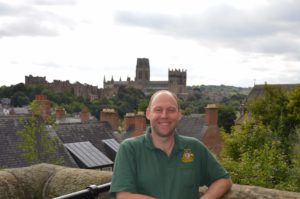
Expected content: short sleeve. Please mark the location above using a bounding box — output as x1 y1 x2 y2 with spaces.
109 140 137 196
199 143 229 186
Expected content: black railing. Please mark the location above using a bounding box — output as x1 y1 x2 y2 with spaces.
53 182 111 199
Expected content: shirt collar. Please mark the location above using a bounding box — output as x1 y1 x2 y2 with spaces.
145 127 185 151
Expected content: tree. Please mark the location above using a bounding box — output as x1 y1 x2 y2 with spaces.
138 99 149 112
221 120 291 190
17 101 64 165
247 84 298 162
218 104 236 133
221 85 300 192
10 91 30 107
287 86 300 124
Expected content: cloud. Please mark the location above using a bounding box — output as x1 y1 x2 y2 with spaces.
115 0 300 60
31 0 77 6
0 2 76 38
0 2 26 16
37 61 63 69
0 20 58 37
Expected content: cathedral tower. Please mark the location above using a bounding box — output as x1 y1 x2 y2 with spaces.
135 58 150 88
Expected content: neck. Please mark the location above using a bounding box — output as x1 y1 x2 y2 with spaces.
151 133 175 156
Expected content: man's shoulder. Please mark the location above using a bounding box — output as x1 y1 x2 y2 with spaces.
121 134 146 146
177 134 201 143
177 134 207 149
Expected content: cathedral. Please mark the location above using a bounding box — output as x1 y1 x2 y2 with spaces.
25 58 188 100
103 58 188 98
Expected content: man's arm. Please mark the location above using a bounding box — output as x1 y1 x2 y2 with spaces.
116 192 157 199
201 178 232 199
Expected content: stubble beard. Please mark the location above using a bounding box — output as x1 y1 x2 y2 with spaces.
151 124 176 138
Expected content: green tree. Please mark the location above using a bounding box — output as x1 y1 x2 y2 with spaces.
218 104 236 133
10 91 30 107
138 98 149 112
248 84 298 162
17 101 64 165
222 85 300 192
287 86 300 124
221 120 291 190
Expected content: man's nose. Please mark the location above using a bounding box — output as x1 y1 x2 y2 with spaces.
161 110 168 117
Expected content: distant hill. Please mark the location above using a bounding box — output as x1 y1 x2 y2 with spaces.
187 85 252 103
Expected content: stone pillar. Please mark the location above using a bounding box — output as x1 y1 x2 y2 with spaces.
205 104 218 126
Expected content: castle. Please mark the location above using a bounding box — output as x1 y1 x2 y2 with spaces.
103 58 188 98
25 58 188 100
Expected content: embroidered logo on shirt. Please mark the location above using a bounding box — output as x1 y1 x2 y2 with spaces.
181 148 194 163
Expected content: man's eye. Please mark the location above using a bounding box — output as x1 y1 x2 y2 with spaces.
154 109 162 113
167 108 176 113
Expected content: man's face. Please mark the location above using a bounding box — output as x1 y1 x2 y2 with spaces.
146 92 182 138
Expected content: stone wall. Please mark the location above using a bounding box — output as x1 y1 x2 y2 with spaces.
0 164 300 199
0 164 112 199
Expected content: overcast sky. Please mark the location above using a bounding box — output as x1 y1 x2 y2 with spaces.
0 0 300 88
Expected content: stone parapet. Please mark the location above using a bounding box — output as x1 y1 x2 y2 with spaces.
0 164 299 199
0 164 112 199
200 184 300 199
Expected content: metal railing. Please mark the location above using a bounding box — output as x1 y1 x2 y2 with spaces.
53 182 111 199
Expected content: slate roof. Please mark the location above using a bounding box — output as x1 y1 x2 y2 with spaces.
55 121 120 162
64 141 113 169
102 139 120 153
0 115 29 168
102 138 120 161
0 115 76 168
176 114 207 141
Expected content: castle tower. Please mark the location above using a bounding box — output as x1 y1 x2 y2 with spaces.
135 58 150 88
168 69 187 94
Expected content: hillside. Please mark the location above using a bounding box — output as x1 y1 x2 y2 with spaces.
187 85 252 103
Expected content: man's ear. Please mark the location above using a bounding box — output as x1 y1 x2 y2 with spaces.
146 107 151 120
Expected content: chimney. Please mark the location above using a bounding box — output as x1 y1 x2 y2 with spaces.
124 113 135 132
133 112 146 137
124 112 146 137
55 106 66 121
80 106 90 122
34 95 51 121
205 104 218 126
100 108 119 131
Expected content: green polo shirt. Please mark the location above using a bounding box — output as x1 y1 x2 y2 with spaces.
110 128 229 199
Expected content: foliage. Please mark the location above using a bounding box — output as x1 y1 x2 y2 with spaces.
1 83 248 122
103 86 147 118
221 120 297 191
218 104 236 133
10 91 30 107
287 86 300 124
222 85 300 192
17 101 64 165
247 85 299 162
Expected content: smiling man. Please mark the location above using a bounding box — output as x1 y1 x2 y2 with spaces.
110 90 232 199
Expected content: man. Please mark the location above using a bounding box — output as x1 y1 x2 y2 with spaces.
110 90 232 199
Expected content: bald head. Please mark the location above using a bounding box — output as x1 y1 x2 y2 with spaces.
148 90 180 110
